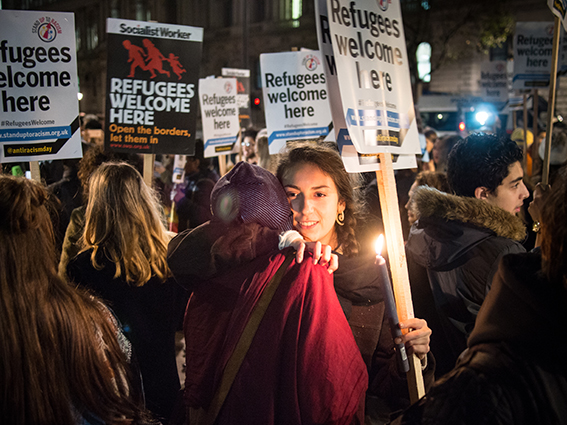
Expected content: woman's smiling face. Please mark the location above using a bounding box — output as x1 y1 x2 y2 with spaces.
281 163 345 248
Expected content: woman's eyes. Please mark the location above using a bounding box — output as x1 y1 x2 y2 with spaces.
286 191 328 199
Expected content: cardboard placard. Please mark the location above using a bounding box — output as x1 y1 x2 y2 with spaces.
325 0 420 155
260 51 333 154
199 78 240 158
104 18 202 155
0 10 82 162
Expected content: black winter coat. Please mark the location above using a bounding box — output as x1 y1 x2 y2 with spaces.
67 250 186 423
394 250 567 425
406 187 526 367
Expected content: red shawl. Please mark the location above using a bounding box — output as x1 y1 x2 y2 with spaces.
175 223 367 424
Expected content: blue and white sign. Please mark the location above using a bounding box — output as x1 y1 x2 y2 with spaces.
198 77 239 158
0 10 82 162
325 0 420 155
260 51 332 154
337 134 417 172
512 22 562 90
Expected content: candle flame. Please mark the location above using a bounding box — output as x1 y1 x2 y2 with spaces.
375 234 384 256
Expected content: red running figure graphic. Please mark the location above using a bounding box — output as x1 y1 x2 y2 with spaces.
143 39 170 78
122 40 147 78
166 53 186 80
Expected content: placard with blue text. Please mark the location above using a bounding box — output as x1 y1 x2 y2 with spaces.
199 78 240 158
260 51 332 154
0 10 81 162
326 0 420 155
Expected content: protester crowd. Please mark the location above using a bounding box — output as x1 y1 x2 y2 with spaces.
2 123 567 425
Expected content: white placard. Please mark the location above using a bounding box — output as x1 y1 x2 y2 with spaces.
0 10 82 162
221 67 251 124
326 0 420 155
338 136 417 172
260 51 333 154
479 61 509 102
513 22 557 90
316 0 417 171
198 78 240 158
172 154 186 183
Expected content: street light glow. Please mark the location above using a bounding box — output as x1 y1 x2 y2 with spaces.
475 111 489 126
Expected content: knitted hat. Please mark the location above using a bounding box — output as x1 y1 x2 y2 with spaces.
211 162 292 232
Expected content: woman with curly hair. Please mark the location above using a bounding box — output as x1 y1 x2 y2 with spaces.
276 143 433 423
66 162 185 423
0 175 153 425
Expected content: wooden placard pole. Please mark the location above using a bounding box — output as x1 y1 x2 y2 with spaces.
543 15 561 186
218 154 227 176
29 161 41 181
522 93 529 175
533 90 539 144
143 154 155 187
375 152 425 403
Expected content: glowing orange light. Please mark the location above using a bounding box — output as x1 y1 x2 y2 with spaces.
459 121 466 131
374 234 385 257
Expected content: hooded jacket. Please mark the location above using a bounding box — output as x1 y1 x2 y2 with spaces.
406 187 526 361
394 250 567 425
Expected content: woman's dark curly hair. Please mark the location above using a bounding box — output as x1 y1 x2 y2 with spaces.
276 143 364 256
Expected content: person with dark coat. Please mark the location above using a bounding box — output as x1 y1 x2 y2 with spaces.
276 144 434 423
67 162 185 423
168 162 368 424
175 140 219 233
58 145 144 280
394 167 567 425
406 133 529 370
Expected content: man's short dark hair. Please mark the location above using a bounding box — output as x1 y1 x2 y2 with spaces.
447 133 523 197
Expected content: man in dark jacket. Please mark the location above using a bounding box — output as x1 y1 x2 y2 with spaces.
394 166 567 425
406 133 529 371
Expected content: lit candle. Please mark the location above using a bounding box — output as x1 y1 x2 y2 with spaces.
375 234 409 373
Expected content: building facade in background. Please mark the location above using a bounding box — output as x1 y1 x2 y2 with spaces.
5 0 563 128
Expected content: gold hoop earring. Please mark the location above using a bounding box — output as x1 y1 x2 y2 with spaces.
336 211 345 226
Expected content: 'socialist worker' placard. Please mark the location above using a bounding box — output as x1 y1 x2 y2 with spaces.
260 51 332 155
326 0 420 155
105 18 202 155
0 10 82 162
199 78 240 158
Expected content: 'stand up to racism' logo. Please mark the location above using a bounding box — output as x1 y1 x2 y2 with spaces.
122 39 187 80
224 81 233 94
546 24 555 36
302 54 320 71
377 0 390 12
32 17 63 43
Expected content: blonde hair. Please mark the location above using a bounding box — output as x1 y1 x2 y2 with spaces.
83 162 170 285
